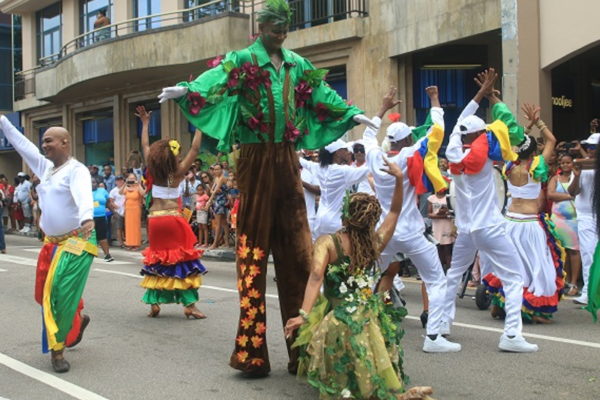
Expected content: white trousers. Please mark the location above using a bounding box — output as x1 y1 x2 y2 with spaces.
578 215 598 298
307 217 317 242
444 225 525 337
381 234 446 336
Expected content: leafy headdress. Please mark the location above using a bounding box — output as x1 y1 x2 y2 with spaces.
257 0 293 26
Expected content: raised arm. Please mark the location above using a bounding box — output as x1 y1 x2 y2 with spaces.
0 116 50 178
302 180 321 196
522 103 556 161
176 129 203 177
135 106 152 161
376 157 404 250
284 235 335 337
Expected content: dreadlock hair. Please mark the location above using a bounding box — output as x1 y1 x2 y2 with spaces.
147 139 178 183
516 134 537 160
593 156 600 236
344 193 383 273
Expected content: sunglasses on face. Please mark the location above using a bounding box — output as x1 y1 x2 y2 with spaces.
353 147 365 153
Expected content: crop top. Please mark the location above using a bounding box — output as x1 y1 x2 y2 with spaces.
152 184 180 200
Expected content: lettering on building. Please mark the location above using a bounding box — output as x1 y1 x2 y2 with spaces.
552 96 573 108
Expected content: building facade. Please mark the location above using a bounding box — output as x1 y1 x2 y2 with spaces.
0 0 599 174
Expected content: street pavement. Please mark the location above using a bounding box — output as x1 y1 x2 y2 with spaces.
0 234 599 400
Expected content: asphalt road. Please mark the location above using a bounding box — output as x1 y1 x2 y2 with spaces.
0 234 599 400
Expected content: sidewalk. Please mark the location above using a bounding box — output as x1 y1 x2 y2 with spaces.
6 228 238 261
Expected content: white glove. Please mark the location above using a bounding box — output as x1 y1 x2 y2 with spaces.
158 86 189 104
353 114 378 130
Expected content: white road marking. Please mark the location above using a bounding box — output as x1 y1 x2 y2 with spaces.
0 353 110 400
18 250 132 265
92 268 600 350
0 255 37 266
0 268 7 272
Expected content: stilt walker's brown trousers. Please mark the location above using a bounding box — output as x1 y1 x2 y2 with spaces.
229 141 312 375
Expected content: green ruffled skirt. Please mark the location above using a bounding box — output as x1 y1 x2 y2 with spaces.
293 295 407 400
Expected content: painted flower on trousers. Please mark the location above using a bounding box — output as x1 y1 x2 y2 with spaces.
294 80 313 108
248 112 268 133
284 121 300 142
315 103 331 122
236 334 249 347
251 335 264 349
228 68 241 88
207 55 224 68
188 92 206 116
237 350 249 363
238 244 250 259
252 247 265 261
239 234 247 247
255 322 266 335
248 264 261 277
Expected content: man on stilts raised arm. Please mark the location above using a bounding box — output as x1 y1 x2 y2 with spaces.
158 0 375 375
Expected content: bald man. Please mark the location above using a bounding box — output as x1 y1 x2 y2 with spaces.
0 116 97 373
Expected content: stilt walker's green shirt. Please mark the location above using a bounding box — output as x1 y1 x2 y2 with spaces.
175 38 364 152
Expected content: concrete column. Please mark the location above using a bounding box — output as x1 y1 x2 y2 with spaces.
114 0 134 36
21 13 36 70
501 0 519 115
161 0 183 27
62 0 78 55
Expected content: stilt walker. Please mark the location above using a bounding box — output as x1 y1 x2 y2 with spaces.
158 0 375 375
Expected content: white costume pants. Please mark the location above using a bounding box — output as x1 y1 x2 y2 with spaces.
381 234 446 336
578 215 598 298
444 225 525 337
307 217 317 242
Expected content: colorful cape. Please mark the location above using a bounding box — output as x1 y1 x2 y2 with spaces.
503 155 549 183
406 122 447 195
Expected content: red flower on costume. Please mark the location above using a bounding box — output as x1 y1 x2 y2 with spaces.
207 55 224 68
315 103 330 122
246 307 258 319
244 275 254 288
237 279 243 291
248 112 268 133
239 234 247 246
260 70 272 88
187 92 206 116
284 121 300 142
242 62 260 78
294 80 313 108
228 68 241 88
248 288 260 299
251 358 265 366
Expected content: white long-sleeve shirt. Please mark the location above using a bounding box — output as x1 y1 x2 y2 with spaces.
446 100 504 233
363 107 444 241
0 116 94 236
575 170 595 222
299 157 369 237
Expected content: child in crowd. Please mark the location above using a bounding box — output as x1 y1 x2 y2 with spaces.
229 178 239 230
195 186 210 247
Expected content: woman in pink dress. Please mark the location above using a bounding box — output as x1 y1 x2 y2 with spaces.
428 188 455 270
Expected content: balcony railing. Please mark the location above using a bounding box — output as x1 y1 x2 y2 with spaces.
249 0 369 35
14 72 35 101
22 0 369 78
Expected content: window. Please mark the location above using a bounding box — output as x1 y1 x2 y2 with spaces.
134 0 161 31
36 2 62 65
83 116 114 167
79 0 114 46
184 0 240 22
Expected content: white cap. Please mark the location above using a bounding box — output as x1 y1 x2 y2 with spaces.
346 141 354 153
582 133 600 145
458 115 487 135
325 139 348 153
386 122 412 143
17 172 26 177
353 139 365 147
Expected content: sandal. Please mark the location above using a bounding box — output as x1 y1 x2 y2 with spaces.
565 283 579 297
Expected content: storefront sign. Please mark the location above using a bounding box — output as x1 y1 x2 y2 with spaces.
552 95 574 108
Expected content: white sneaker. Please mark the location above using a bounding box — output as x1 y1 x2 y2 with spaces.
573 295 588 305
423 335 461 353
19 227 27 233
22 226 31 234
499 334 538 353
440 321 451 336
